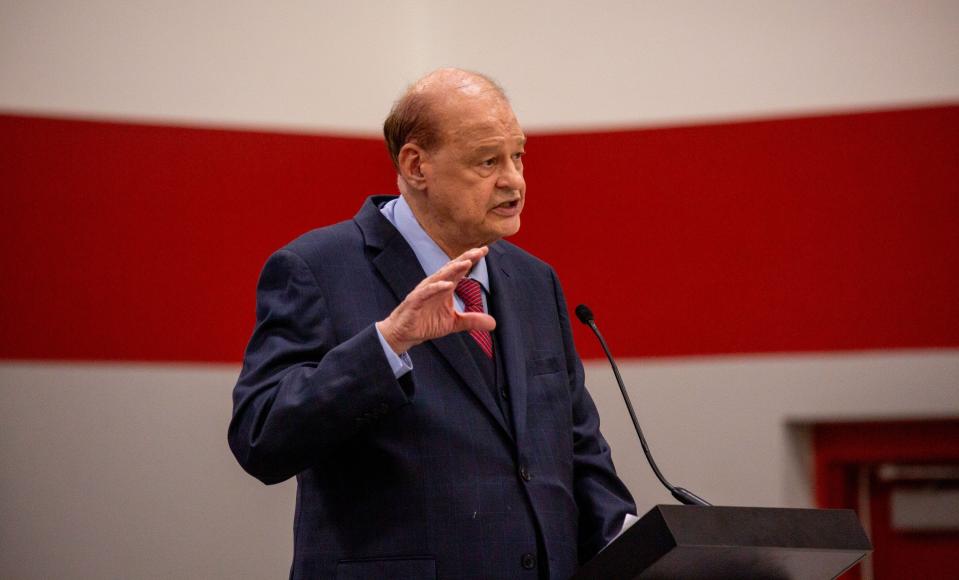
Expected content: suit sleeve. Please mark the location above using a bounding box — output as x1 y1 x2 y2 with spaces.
228 249 413 485
549 268 637 563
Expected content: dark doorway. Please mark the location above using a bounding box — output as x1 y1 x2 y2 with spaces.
814 420 959 579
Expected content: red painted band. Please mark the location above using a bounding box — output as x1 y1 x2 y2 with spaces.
2 106 957 362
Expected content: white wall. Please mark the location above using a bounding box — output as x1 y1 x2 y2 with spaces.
3 353 957 577
419 0 959 130
591 351 959 514
0 363 294 579
0 0 420 133
2 1 958 132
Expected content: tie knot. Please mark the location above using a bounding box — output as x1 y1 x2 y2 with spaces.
455 278 484 311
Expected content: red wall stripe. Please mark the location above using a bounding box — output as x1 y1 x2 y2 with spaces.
1 117 396 362
2 106 958 362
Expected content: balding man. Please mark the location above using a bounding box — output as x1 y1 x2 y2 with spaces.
229 69 635 580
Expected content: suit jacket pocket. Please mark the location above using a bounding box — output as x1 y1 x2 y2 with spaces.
336 556 436 580
529 353 563 376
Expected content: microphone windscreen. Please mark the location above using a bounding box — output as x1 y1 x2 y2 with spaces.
574 304 594 325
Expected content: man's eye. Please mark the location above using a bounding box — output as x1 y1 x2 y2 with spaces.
512 152 525 161
481 158 496 167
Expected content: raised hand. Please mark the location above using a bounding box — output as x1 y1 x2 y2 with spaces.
376 247 496 355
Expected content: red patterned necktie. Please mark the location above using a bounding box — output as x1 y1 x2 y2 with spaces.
455 278 493 358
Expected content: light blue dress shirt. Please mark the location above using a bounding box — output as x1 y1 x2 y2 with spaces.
374 195 490 376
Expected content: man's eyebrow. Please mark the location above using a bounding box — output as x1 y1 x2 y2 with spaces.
470 136 526 157
475 137 525 151
473 144 502 155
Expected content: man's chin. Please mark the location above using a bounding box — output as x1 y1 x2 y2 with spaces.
496 218 521 240
475 216 521 246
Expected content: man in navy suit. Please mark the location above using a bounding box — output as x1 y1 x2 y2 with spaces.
229 68 635 579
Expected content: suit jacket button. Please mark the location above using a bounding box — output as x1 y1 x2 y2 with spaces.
500 388 508 400
519 466 531 482
521 553 536 569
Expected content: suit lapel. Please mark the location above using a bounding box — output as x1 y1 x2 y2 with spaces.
355 197 512 439
428 333 511 438
487 243 529 448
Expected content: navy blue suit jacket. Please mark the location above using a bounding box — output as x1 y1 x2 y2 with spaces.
229 196 635 579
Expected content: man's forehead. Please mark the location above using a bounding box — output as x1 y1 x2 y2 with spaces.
438 97 523 143
455 117 525 142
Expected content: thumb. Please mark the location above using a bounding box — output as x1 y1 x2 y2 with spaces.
455 312 497 333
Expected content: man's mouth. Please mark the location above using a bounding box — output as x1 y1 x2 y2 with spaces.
491 199 522 216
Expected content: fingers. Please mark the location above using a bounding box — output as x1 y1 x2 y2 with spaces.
410 280 454 303
383 247 493 353
429 258 471 284
428 247 489 284
453 246 489 266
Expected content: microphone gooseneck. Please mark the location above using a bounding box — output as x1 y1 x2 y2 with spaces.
575 304 711 507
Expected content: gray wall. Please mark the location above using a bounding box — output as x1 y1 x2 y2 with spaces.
3 353 957 578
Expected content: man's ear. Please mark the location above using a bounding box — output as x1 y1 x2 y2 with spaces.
398 143 428 190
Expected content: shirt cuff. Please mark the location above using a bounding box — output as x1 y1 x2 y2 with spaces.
601 513 640 553
376 324 414 378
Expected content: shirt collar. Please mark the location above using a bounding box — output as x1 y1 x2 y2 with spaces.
379 195 490 294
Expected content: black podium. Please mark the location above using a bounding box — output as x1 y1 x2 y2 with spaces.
573 505 872 579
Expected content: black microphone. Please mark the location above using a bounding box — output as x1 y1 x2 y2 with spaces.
575 304 711 506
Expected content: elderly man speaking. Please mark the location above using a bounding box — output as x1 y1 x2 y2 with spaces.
229 68 635 580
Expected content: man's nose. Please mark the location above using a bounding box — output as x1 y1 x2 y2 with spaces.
497 162 525 191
